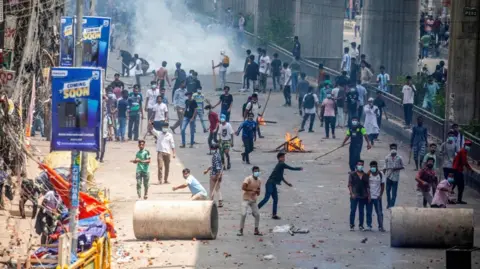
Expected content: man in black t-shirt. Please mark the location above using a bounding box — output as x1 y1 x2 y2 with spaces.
271 53 282 92
213 86 233 122
181 92 198 148
345 86 359 128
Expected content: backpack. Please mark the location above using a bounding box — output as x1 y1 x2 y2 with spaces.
222 55 230 68
303 94 315 109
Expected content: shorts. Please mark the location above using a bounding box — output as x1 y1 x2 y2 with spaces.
220 140 231 150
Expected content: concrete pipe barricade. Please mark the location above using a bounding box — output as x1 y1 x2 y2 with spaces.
133 200 219 240
390 207 474 248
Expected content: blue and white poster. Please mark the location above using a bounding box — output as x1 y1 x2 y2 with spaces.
81 16 111 70
51 67 103 152
59 17 75 67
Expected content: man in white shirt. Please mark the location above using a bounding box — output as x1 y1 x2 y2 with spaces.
213 50 229 89
132 54 143 88
341 47 351 72
244 93 264 138
377 66 390 92
171 82 188 133
145 81 160 122
258 49 271 93
299 86 319 132
350 42 359 60
366 161 385 232
151 123 176 184
282 62 292 106
152 95 169 131
402 75 416 127
218 114 234 170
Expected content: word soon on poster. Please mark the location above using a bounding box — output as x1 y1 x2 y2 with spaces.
51 67 103 152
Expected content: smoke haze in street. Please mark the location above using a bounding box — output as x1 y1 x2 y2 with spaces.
133 0 242 75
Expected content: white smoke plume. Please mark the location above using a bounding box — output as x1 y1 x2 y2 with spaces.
133 0 243 75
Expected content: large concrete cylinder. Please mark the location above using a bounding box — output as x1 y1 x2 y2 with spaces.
390 207 474 248
133 200 219 240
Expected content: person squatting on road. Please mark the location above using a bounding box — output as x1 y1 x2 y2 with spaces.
218 114 234 170
204 143 224 207
299 86 319 133
383 144 404 209
173 168 208 201
342 116 372 172
131 140 151 200
237 166 263 237
150 122 176 184
236 113 257 165
258 152 303 220
180 92 198 148
348 160 370 231
366 161 386 232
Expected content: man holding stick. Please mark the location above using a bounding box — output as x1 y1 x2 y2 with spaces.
341 116 372 172
244 93 265 138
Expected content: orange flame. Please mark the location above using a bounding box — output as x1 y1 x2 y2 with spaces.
285 132 305 152
258 116 266 126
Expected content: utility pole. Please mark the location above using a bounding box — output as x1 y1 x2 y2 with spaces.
70 0 84 260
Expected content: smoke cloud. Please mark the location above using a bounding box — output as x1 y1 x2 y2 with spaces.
133 0 243 75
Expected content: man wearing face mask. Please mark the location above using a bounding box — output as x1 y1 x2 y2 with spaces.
383 144 404 209
219 114 234 170
145 81 160 134
180 92 198 148
415 157 438 208
345 85 359 128
431 172 455 208
440 131 459 179
237 166 263 236
452 140 474 204
321 91 337 139
236 113 257 164
150 122 176 184
151 95 168 131
193 87 208 133
411 116 429 171
363 97 380 145
171 82 188 134
342 116 372 172
348 160 370 231
366 161 385 232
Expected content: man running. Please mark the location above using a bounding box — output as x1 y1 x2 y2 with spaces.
236 113 257 165
213 86 233 122
258 152 302 219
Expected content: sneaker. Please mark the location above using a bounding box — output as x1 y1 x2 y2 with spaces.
350 225 355 231
179 144 186 148
241 153 245 162
203 129 208 133
259 135 265 139
308 130 314 133
298 129 305 132
189 144 194 148
379 227 386 232
299 111 303 116
272 215 281 220
458 200 468 204
359 226 365 231
365 226 372 231
170 127 176 134
227 163 231 170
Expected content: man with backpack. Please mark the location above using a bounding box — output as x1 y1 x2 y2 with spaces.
244 93 264 138
299 86 319 133
213 50 230 89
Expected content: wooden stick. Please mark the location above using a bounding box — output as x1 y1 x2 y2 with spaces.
211 60 217 90
314 142 350 160
260 89 272 116
275 136 298 150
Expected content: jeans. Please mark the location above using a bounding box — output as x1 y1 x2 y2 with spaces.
272 75 281 91
368 133 379 145
122 62 129 77
128 114 140 140
195 111 208 131
324 116 336 137
301 113 315 131
258 183 278 216
283 86 291 106
386 179 399 208
240 200 260 229
219 70 226 89
221 110 231 122
246 79 257 90
366 198 384 229
349 142 363 172
117 117 127 140
259 73 268 92
242 137 254 163
422 47 429 58
357 106 364 121
291 72 299 93
350 197 367 227
32 117 45 137
181 117 196 145
403 103 413 126
96 138 107 161
454 170 465 202
298 94 305 113
135 74 141 88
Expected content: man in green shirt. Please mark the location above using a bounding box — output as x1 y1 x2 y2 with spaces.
420 34 431 59
131 140 151 199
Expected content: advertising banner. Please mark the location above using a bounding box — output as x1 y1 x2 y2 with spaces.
81 16 111 70
59 17 75 67
4 15 17 50
51 67 103 152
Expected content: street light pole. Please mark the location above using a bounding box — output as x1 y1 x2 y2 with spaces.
69 0 84 259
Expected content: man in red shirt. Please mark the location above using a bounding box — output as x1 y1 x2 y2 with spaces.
205 105 219 155
452 140 473 204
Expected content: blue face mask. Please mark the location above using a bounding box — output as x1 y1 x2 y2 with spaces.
447 177 455 184
253 172 261 177
448 137 455 142
370 167 377 173
356 165 364 172
465 146 471 152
